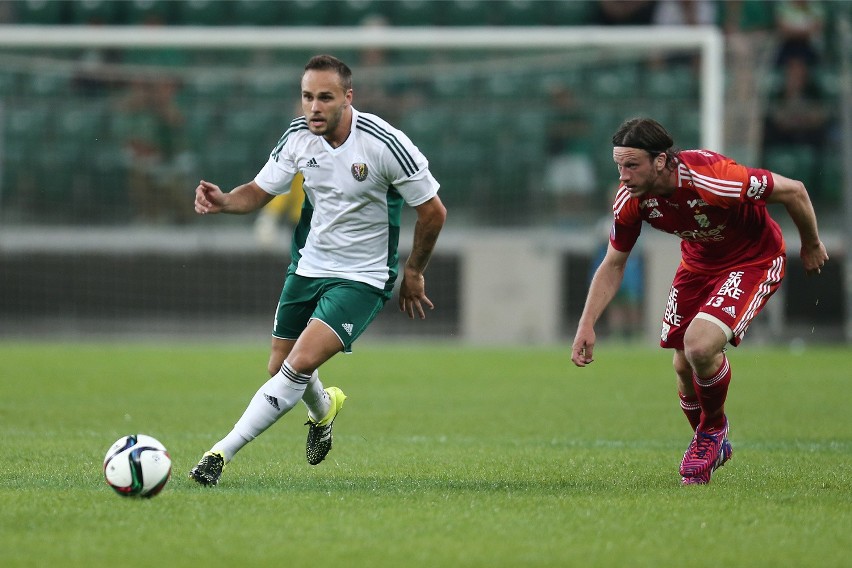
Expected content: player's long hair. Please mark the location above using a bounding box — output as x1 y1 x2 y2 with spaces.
304 54 353 92
612 117 679 171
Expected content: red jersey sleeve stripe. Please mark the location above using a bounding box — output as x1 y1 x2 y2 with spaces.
613 187 632 215
685 170 743 198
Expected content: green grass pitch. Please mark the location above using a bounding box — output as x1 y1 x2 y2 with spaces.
1 341 850 567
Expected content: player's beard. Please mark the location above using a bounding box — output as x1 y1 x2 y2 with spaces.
310 104 345 137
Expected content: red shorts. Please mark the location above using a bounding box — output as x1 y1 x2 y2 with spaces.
659 254 786 350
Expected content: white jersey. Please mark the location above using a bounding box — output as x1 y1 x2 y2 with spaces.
254 108 440 291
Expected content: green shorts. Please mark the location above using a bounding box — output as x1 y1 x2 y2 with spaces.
272 273 391 353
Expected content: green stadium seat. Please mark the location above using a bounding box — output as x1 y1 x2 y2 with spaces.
26 71 71 98
5 106 52 151
13 0 67 24
0 72 18 97
336 0 389 26
668 106 700 148
818 152 842 205
815 68 840 98
55 103 105 144
431 71 475 99
122 46 189 67
232 0 285 25
399 106 449 152
547 0 593 25
284 0 335 25
443 0 493 26
484 72 526 99
537 68 585 93
588 63 640 99
178 0 234 26
389 0 440 26
124 0 179 25
186 71 235 103
222 106 279 141
183 104 220 147
763 144 818 194
68 0 122 24
245 72 294 101
494 0 549 26
644 63 698 99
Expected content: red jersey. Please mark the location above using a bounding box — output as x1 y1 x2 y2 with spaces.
610 150 785 274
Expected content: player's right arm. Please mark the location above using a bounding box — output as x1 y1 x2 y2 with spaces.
571 243 631 367
194 179 274 216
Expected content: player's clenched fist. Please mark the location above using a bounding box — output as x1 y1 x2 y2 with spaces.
194 180 225 215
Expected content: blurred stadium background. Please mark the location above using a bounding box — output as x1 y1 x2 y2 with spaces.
0 0 848 344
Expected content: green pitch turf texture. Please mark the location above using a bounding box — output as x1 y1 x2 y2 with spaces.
1 342 849 567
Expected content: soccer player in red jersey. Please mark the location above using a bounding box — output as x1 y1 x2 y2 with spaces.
571 117 828 485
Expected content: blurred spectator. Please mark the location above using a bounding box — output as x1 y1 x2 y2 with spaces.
542 85 597 222
593 0 658 25
353 14 395 119
116 77 193 224
773 0 826 68
650 0 719 69
652 0 717 27
761 1 829 200
763 55 829 148
761 53 829 196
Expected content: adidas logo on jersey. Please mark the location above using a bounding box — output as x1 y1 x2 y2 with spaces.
722 306 736 318
305 157 320 168
648 208 663 219
342 323 354 336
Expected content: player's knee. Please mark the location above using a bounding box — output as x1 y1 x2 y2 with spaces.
682 340 718 371
283 354 318 376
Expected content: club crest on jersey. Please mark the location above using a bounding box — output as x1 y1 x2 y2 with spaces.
351 163 368 181
694 213 710 228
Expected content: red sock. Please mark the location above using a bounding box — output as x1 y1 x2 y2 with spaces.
693 355 731 432
679 392 701 431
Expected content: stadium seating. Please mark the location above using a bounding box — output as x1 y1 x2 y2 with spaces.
0 72 18 97
6 0 598 27
644 63 698 99
547 0 594 26
123 0 179 25
177 0 233 26
67 0 122 25
337 0 387 26
389 0 440 26
443 0 494 26
763 144 819 197
12 0 66 24
494 0 550 26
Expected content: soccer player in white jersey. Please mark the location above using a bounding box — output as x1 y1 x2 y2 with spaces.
189 55 447 486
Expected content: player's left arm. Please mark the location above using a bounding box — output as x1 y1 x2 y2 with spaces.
399 195 447 319
766 172 828 275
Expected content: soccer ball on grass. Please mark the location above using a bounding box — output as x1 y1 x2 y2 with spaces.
103 434 172 498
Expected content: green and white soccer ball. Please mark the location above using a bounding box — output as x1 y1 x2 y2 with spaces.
103 434 171 498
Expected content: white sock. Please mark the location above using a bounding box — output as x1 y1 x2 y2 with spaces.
212 362 311 462
301 370 331 423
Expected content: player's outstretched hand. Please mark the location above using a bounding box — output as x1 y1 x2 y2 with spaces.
194 180 226 215
399 268 433 320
